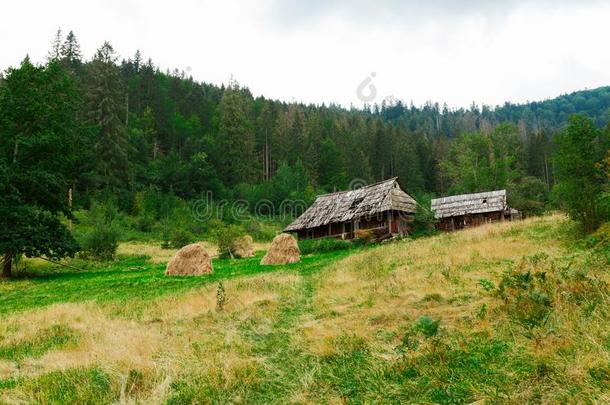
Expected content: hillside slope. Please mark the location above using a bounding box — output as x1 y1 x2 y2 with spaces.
0 215 608 403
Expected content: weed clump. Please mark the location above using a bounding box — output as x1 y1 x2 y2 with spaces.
299 237 352 255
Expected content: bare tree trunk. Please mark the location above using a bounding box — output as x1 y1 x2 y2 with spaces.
1 253 12 279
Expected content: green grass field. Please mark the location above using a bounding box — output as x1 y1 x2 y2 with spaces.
1 215 609 404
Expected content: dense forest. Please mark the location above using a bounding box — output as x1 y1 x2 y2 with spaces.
0 30 609 268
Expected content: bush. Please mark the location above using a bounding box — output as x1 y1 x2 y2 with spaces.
412 194 437 237
168 228 196 249
298 237 352 255
413 315 441 338
353 229 375 246
80 226 118 261
214 224 245 258
78 200 120 260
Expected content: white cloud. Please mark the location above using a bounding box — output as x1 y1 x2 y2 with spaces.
1 0 609 108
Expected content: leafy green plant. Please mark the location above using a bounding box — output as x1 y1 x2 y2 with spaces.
214 224 245 258
168 228 196 249
80 227 119 261
477 278 496 292
298 237 352 255
79 200 120 260
413 316 441 338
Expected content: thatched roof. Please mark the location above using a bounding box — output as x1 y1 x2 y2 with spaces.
431 190 507 219
285 178 417 232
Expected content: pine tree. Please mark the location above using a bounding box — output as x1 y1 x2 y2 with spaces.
60 30 82 71
87 42 131 191
47 28 63 61
553 115 610 232
217 81 257 186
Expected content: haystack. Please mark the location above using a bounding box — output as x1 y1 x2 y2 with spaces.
165 243 213 276
233 235 255 258
260 233 300 265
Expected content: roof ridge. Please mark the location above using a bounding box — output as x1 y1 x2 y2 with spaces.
315 177 398 197
431 189 506 202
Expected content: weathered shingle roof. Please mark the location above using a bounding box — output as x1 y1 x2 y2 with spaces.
285 178 417 231
431 190 507 219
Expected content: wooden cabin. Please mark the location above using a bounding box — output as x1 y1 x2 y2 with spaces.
431 189 520 231
285 178 417 240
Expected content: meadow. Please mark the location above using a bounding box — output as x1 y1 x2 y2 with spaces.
0 214 609 404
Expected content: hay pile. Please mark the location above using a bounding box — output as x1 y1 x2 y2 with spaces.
233 235 255 258
165 243 213 276
260 233 300 265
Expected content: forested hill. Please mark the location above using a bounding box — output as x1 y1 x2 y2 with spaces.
1 31 609 214
376 86 610 136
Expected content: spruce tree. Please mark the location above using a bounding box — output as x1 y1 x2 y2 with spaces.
87 42 131 191
217 81 257 186
60 30 82 72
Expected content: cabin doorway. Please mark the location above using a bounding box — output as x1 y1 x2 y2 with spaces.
344 222 353 239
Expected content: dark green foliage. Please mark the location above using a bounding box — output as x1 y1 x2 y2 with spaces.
553 115 610 232
411 194 437 236
412 315 441 338
78 201 119 260
507 176 550 216
0 59 80 277
167 228 196 249
87 42 131 191
80 227 119 261
214 223 245 258
298 237 353 255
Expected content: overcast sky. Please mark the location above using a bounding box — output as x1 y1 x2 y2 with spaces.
2 0 609 108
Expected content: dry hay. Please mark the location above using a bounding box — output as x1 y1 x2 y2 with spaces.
233 235 255 258
260 233 300 265
165 243 213 276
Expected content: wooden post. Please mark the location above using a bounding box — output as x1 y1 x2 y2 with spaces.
68 187 73 231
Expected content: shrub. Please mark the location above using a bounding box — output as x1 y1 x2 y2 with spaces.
413 315 441 338
215 224 245 258
411 194 437 237
243 219 279 241
80 226 119 261
78 200 119 260
353 229 375 245
168 228 196 249
298 237 352 255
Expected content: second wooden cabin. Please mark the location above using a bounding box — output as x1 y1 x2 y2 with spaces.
431 189 521 231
